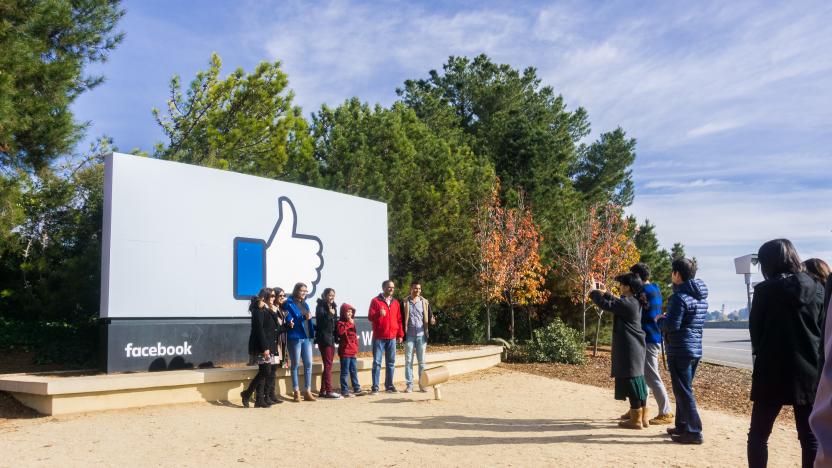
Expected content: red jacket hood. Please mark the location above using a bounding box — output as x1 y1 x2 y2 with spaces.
339 303 355 321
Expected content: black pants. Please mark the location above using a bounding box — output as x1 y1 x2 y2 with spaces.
629 398 646 409
246 363 270 398
747 402 817 468
265 364 278 398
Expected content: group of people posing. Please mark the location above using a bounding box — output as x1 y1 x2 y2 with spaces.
590 239 831 468
240 280 435 408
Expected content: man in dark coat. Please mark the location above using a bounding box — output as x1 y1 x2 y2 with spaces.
664 258 708 444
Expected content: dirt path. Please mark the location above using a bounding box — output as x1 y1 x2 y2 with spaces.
0 367 801 467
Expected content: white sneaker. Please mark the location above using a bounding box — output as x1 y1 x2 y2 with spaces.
327 392 343 399
405 386 413 393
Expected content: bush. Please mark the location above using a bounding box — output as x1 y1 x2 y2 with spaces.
504 343 531 363
527 318 585 364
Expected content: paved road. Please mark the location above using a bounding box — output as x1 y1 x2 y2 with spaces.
700 328 752 369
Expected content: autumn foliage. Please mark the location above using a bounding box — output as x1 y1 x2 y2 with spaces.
554 203 640 351
475 179 549 343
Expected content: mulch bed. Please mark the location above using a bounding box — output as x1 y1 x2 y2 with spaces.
501 349 795 424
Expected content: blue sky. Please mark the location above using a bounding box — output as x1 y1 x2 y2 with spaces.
73 0 832 312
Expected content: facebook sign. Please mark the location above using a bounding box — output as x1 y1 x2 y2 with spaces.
99 153 387 372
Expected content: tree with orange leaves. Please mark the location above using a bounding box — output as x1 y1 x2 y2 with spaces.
474 179 549 343
554 203 640 353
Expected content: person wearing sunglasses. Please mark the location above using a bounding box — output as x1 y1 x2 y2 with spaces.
241 287 277 408
263 287 289 405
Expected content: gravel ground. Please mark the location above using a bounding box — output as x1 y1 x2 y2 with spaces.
502 349 794 424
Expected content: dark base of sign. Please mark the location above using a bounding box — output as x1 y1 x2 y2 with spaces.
100 317 374 373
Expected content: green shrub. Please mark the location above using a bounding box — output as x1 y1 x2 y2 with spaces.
504 343 531 363
527 318 585 364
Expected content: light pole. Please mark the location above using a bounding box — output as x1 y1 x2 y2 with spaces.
734 254 758 315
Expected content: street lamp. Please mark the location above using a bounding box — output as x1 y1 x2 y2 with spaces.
734 253 758 315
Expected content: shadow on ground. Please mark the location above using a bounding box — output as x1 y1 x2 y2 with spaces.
367 415 670 446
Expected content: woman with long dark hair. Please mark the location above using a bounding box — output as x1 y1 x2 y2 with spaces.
263 287 288 405
284 282 316 402
315 288 341 398
241 287 277 408
590 273 649 429
803 258 830 286
748 239 824 467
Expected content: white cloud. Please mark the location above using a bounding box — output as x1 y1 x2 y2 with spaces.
643 178 727 190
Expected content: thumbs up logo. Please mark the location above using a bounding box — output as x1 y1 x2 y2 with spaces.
233 197 324 299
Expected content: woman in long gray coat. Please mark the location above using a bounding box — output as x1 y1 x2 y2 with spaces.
590 273 649 429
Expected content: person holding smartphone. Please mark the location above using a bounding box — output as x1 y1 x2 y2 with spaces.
284 282 317 402
589 273 649 430
241 287 277 408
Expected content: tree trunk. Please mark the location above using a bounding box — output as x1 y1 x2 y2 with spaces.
581 295 587 340
486 304 492 341
593 310 603 357
508 292 516 345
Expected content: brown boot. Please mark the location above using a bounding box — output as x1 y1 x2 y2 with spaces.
618 408 644 430
302 389 317 401
641 405 649 428
292 390 301 402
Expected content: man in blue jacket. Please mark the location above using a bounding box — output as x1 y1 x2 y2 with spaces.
664 258 708 444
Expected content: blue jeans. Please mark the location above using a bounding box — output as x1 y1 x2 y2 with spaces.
405 335 426 388
339 356 361 394
372 339 396 391
668 356 702 435
287 338 313 391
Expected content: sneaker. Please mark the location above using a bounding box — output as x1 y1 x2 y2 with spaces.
370 389 379 396
327 392 343 399
649 413 675 425
666 427 680 435
353 389 364 396
405 386 413 393
342 392 354 398
671 432 703 445
386 387 399 393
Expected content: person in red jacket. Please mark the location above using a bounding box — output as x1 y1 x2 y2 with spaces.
368 280 403 394
337 303 363 397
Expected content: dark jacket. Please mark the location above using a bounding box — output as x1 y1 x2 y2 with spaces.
337 303 359 357
284 296 315 341
248 304 277 355
315 298 339 348
750 271 825 405
590 291 646 379
664 279 709 358
401 296 433 341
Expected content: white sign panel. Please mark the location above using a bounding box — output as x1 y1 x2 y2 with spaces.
100 153 388 318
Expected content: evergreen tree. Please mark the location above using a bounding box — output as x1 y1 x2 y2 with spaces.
634 220 673 297
153 53 319 185
0 0 124 172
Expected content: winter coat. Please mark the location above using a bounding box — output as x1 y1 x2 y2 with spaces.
664 279 709 358
590 291 646 379
266 306 289 364
337 303 359 357
368 294 403 340
315 298 339 348
284 296 315 341
750 271 825 405
248 304 277 355
401 296 433 341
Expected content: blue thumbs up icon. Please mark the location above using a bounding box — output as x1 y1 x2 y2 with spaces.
233 197 324 299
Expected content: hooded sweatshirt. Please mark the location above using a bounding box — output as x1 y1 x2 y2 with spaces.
750 271 824 405
337 303 359 357
664 278 709 358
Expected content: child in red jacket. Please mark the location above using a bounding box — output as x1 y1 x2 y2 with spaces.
337 303 363 397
